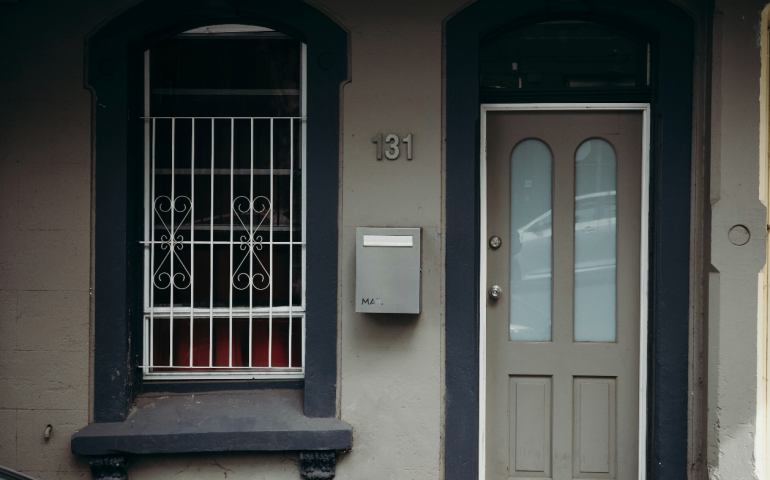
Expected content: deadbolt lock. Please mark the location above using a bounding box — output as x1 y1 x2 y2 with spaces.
488 284 502 299
489 236 502 249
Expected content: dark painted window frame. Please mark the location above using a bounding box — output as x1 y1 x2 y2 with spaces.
86 1 347 425
445 1 694 479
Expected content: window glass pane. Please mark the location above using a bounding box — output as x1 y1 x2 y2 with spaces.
574 139 617 342
510 139 552 341
143 26 305 379
151 36 301 117
481 21 649 92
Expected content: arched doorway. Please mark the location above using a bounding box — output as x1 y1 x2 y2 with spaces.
445 2 697 478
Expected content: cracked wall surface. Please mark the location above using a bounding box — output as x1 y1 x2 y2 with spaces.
129 453 299 480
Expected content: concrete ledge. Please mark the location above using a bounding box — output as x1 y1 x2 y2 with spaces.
71 390 352 455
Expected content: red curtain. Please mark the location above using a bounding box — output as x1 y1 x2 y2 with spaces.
152 318 300 370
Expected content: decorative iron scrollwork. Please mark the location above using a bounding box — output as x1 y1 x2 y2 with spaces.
89 455 128 480
300 451 337 479
153 195 192 290
232 195 272 291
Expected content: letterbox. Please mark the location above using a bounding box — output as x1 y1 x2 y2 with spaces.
355 227 421 314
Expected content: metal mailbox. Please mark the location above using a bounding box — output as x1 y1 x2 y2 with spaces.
355 227 421 314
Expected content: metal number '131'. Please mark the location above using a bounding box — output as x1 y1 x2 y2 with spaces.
372 133 413 161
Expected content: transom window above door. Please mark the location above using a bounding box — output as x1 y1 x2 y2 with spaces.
480 20 650 92
141 24 306 380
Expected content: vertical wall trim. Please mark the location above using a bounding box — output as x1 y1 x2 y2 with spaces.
757 5 770 478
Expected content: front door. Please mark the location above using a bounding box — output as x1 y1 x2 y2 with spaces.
484 109 644 479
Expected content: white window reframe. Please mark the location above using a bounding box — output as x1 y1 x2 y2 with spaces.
140 25 308 381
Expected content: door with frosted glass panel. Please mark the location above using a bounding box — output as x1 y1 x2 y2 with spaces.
485 111 642 479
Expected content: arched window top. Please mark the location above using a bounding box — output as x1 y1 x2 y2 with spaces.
512 137 551 161
480 21 650 92
181 24 277 35
149 23 303 117
575 138 617 197
510 138 552 230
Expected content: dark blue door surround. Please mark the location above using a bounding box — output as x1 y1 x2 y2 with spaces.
444 1 694 479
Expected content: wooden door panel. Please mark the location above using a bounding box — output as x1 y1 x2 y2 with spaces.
485 111 642 480
510 376 552 478
573 377 617 479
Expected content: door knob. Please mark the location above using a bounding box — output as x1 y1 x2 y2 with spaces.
488 285 502 299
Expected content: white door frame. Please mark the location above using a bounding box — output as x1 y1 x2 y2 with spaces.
478 102 651 480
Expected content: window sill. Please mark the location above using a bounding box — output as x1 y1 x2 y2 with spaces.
71 389 352 455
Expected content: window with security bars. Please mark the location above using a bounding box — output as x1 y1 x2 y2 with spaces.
141 25 306 380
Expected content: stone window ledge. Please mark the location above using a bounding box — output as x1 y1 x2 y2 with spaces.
71 389 352 455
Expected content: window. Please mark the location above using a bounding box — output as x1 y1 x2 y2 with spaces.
480 21 650 92
141 25 306 380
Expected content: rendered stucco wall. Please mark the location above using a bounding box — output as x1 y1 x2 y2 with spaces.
3 0 770 479
0 1 298 478
708 1 768 479
0 0 461 478
0 1 108 477
314 0 466 477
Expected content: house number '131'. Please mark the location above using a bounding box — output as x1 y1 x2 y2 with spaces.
372 133 413 160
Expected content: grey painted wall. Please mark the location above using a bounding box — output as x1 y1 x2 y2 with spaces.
317 0 467 477
0 0 463 477
1 0 769 478
0 0 121 477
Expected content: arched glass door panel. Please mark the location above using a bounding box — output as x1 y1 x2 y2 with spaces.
574 138 617 342
510 139 552 341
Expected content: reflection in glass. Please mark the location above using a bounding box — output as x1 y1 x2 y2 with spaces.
510 140 552 341
574 139 617 342
151 36 301 117
480 21 650 91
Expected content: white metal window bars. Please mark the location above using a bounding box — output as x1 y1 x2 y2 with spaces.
140 41 307 380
